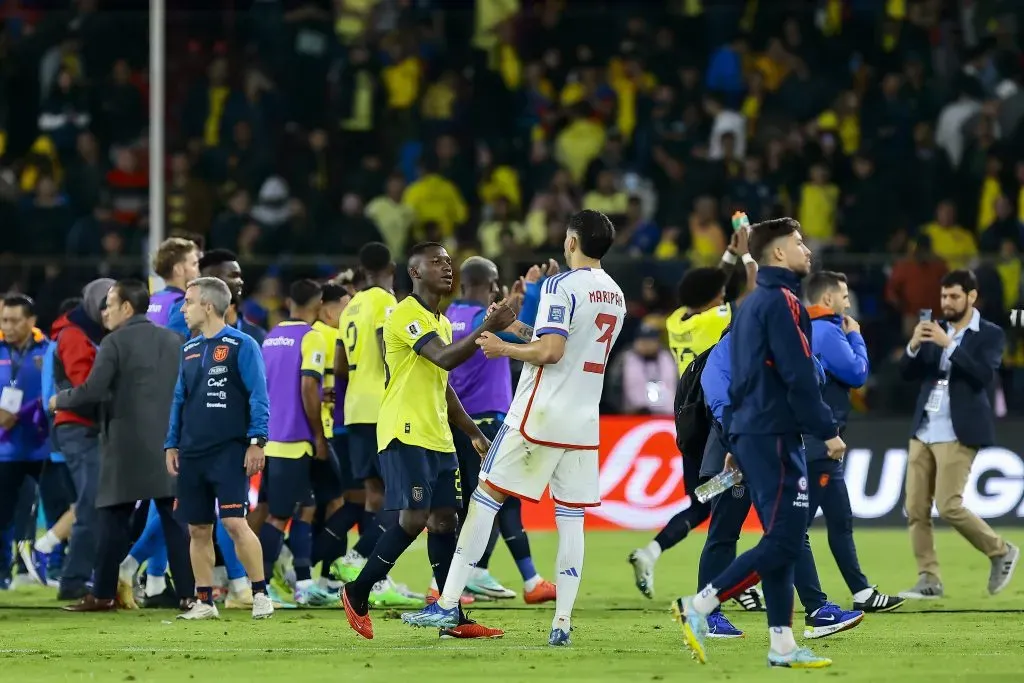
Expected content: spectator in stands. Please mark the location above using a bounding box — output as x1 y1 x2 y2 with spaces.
402 158 467 246
97 59 144 148
210 188 252 251
64 132 105 218
38 68 90 157
615 325 676 415
921 200 979 270
183 57 246 149
365 172 414 258
166 152 213 238
106 148 148 228
886 235 948 338
23 176 72 256
583 169 627 217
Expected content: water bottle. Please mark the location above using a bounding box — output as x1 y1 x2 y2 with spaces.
731 211 750 233
694 469 744 504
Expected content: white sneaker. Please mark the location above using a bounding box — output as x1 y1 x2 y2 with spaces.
177 602 220 620
628 547 656 599
10 574 36 590
225 590 254 609
252 592 274 619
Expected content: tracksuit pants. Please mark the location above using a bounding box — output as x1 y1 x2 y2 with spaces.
805 459 870 595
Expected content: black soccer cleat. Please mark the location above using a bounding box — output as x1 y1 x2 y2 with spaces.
853 588 905 613
732 586 765 612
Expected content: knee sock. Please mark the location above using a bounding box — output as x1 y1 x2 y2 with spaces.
474 521 501 570
257 524 284 582
289 519 314 583
553 505 585 631
347 525 417 611
353 510 396 559
215 521 247 581
358 509 375 536
497 497 537 583
428 531 461 620
438 489 500 610
312 504 362 567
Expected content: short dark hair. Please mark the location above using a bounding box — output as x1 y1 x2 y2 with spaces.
805 270 848 303
198 248 238 273
358 242 392 272
113 279 150 315
321 282 347 304
290 279 323 308
941 269 978 293
748 218 801 263
567 210 615 260
2 294 35 317
408 241 444 259
676 268 728 309
58 297 82 316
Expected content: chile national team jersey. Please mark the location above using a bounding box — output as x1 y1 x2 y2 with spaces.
446 300 512 416
262 321 326 458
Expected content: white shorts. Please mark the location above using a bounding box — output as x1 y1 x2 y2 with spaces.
479 424 600 507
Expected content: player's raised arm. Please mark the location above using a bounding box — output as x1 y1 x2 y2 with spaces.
476 277 571 366
418 302 516 370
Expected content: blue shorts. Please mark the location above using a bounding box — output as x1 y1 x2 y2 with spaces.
331 433 360 491
176 444 249 525
347 424 381 482
311 443 345 505
378 438 462 511
262 456 314 519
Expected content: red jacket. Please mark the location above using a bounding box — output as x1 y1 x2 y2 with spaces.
50 308 105 429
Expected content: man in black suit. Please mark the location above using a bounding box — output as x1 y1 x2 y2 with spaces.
897 269 1018 600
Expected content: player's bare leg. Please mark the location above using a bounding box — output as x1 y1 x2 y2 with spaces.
222 516 273 618
179 524 219 620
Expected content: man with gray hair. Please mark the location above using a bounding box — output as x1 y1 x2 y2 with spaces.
165 277 274 620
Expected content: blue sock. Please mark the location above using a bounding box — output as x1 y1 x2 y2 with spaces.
216 521 246 580
251 579 267 596
197 585 214 606
130 503 166 563
147 543 168 576
289 519 313 582
257 524 284 582
347 525 417 612
497 497 536 580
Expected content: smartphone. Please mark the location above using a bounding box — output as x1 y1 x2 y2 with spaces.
919 309 932 322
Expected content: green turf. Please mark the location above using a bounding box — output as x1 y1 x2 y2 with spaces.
1 528 1021 682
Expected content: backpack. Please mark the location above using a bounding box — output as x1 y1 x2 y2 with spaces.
673 345 715 460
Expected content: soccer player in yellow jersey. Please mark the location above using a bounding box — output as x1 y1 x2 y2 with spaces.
341 242 516 641
258 280 332 607
630 224 759 604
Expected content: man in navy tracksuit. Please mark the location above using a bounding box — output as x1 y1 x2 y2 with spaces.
804 271 904 612
674 218 846 670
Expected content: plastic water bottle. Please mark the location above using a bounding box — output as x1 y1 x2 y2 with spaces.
694 469 744 503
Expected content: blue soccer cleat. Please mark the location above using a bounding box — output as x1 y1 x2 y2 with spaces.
18 542 49 587
803 601 864 639
401 600 460 629
548 627 571 647
671 597 709 664
768 647 832 669
707 611 744 638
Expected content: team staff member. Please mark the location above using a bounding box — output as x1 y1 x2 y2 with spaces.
630 225 757 599
148 237 200 338
199 249 267 345
257 279 333 607
166 276 273 621
898 269 1018 600
51 277 114 601
675 218 845 669
804 272 903 612
341 242 515 640
54 281 194 613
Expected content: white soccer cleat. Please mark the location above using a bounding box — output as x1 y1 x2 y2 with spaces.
177 601 220 620
252 592 274 619
628 547 656 599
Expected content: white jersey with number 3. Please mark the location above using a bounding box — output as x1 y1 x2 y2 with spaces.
504 268 625 449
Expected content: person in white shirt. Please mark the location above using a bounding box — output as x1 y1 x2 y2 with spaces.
705 95 746 160
400 210 625 647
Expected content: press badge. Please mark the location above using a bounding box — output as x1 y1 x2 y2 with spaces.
925 379 948 413
0 386 24 414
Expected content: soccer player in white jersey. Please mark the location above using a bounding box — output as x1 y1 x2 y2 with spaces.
401 210 625 646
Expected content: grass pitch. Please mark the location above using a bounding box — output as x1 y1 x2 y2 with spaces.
1 528 1022 682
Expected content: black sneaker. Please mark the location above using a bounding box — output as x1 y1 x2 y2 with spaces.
853 588 905 613
732 586 765 611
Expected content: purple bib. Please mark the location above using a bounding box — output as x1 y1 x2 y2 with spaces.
262 322 315 444
147 287 184 327
447 301 512 416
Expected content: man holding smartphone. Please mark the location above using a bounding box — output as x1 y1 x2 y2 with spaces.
898 269 1018 599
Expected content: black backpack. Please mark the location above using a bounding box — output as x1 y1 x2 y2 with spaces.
673 344 715 460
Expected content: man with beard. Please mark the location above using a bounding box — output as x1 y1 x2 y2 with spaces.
199 249 266 345
898 269 1018 600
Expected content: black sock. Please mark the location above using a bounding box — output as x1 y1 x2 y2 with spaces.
347 525 418 613
653 510 695 552
476 520 501 570
353 510 396 558
257 524 284 581
312 504 362 567
497 497 533 562
358 509 375 536
428 531 465 622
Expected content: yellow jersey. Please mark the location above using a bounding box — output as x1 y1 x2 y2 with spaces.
264 322 328 459
665 302 732 375
341 287 397 425
313 320 339 439
376 294 454 453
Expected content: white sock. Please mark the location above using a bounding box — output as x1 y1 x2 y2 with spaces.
523 575 541 592
438 490 501 610
644 540 662 561
553 505 585 629
145 575 167 597
852 587 874 603
229 577 249 595
119 556 140 582
35 530 61 554
769 626 797 654
692 584 721 615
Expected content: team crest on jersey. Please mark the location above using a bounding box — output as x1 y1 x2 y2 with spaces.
411 486 424 502
213 345 229 362
732 485 745 499
548 305 566 323
407 321 422 338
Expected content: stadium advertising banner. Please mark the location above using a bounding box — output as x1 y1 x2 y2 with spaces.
516 416 1024 532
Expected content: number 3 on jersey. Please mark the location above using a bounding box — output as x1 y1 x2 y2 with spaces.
583 313 617 374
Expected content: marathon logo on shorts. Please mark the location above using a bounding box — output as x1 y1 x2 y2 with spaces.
548 305 565 323
213 345 229 362
411 486 424 502
208 365 227 376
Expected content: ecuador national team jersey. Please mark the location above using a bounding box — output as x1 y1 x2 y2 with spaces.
376 294 454 454
313 320 338 439
262 320 327 459
665 302 732 375
341 286 397 426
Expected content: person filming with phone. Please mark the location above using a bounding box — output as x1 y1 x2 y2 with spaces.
898 269 1018 601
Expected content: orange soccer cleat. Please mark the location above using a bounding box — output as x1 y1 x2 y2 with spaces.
439 619 505 639
341 587 374 640
427 586 476 605
523 579 557 604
